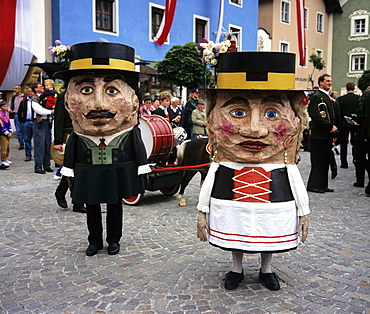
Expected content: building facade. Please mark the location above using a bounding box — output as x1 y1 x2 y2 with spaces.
258 0 341 90
332 0 370 95
51 0 258 63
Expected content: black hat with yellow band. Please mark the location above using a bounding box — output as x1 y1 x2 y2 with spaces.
207 51 307 113
215 51 299 91
54 40 138 82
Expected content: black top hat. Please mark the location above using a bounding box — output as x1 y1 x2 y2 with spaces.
54 41 138 81
215 52 299 91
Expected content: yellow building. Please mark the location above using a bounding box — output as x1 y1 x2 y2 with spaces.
258 0 342 90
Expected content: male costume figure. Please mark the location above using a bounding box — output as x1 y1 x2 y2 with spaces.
196 52 310 291
56 41 151 256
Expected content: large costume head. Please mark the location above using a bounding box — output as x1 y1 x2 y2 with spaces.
55 41 140 136
207 52 308 164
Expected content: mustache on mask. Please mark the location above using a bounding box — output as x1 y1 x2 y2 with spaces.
84 110 116 119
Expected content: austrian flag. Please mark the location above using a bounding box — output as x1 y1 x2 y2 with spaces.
296 0 306 66
154 0 177 46
0 0 33 90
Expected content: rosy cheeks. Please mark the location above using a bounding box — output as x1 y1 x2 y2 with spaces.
273 123 289 141
219 119 235 135
272 119 298 143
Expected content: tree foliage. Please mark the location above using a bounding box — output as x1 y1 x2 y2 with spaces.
308 53 326 88
155 42 211 90
358 69 370 92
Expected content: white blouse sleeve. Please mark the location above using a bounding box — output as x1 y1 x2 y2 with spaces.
197 162 219 213
60 166 74 177
287 164 310 216
138 164 152 175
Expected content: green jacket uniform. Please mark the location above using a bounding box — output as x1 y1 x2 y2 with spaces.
336 92 360 128
64 126 148 205
308 90 336 140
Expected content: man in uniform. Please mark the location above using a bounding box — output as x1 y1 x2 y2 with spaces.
336 82 360 168
307 74 338 193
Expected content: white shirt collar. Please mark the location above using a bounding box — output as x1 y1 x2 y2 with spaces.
319 88 330 97
76 127 133 146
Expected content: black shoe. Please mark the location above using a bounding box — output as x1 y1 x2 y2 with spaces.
86 243 103 256
307 188 325 193
44 167 54 172
340 165 348 169
108 243 120 255
324 188 334 192
56 199 68 209
224 270 244 290
331 167 337 179
0 164 10 169
259 269 280 291
73 205 86 213
353 182 364 188
35 169 46 174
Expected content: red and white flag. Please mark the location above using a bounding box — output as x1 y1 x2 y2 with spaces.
0 0 33 90
296 0 306 66
154 0 177 46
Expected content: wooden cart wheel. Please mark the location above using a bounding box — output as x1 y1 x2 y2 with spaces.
160 185 180 196
123 193 143 206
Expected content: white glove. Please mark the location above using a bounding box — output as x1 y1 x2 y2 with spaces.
298 215 309 243
197 211 209 242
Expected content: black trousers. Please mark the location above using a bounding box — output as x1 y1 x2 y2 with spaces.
55 176 83 207
307 139 332 190
86 202 123 245
354 140 370 190
338 127 355 167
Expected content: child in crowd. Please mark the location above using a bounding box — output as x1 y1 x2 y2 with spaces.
0 101 13 169
36 79 58 126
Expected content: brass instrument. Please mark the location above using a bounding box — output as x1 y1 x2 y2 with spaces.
318 98 330 122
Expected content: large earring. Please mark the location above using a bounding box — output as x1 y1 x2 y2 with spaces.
284 150 288 164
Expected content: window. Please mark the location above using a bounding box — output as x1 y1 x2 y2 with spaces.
351 55 365 71
94 0 117 34
354 19 366 34
349 11 369 40
348 47 369 76
280 41 289 52
229 25 242 51
317 13 324 33
96 0 113 31
281 1 290 24
195 19 206 43
194 15 209 43
230 0 242 7
152 7 164 39
150 4 168 43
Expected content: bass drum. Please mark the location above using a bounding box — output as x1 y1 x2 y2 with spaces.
139 115 174 163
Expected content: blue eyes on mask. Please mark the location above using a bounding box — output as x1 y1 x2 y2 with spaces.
230 109 246 117
265 110 278 119
230 109 279 119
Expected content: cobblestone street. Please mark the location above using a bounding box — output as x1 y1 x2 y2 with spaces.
1 139 369 313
